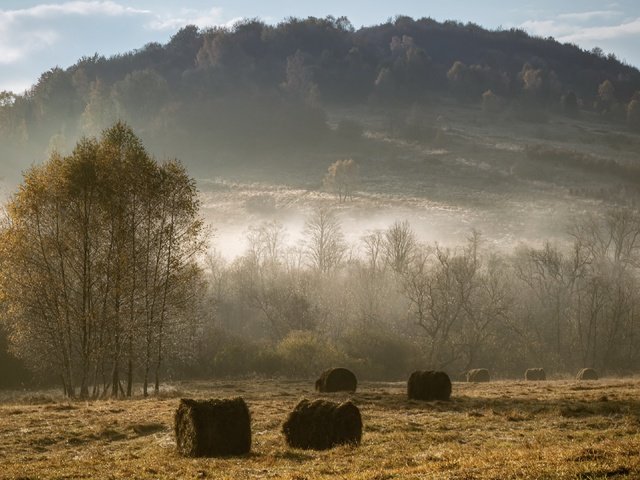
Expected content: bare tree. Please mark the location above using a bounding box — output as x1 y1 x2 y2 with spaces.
246 220 287 267
400 232 507 369
303 208 346 274
567 209 640 370
361 229 385 273
384 220 416 273
234 252 319 340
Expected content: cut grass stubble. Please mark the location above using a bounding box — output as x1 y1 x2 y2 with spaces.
0 379 639 479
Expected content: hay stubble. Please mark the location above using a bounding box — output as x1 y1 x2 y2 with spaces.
0 379 639 479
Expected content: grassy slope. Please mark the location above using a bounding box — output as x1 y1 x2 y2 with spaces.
196 101 640 255
1 378 639 479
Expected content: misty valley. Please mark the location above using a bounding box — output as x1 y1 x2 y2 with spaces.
1 12 640 480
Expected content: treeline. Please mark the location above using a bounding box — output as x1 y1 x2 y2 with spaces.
1 16 640 174
186 208 640 381
3 203 640 389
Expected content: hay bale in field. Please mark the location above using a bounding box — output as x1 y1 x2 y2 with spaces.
282 399 362 450
576 368 598 381
466 368 490 382
315 367 357 393
525 368 546 381
407 370 452 401
174 397 251 457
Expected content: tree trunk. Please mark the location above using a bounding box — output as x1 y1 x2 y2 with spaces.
126 348 133 397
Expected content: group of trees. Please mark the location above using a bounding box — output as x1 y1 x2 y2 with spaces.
2 123 640 388
1 16 640 176
0 123 204 397
191 208 640 381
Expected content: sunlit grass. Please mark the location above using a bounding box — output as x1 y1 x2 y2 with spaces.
1 379 639 479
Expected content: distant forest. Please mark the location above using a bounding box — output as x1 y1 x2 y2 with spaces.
1 15 640 175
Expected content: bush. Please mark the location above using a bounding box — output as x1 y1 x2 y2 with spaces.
211 335 260 377
341 326 418 380
276 330 343 378
0 328 31 387
253 347 282 376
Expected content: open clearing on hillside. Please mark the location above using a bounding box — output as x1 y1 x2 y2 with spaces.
199 102 640 259
1 379 639 479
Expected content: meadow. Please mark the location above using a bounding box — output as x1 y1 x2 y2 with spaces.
1 378 639 479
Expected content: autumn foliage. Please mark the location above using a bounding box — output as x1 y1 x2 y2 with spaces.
0 122 204 398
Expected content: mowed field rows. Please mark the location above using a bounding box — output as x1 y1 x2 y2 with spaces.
0 379 639 479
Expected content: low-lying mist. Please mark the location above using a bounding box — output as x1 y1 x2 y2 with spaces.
199 177 587 261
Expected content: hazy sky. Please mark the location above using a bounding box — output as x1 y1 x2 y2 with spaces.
1 0 640 93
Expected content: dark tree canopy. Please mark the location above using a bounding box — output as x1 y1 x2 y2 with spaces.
0 15 638 175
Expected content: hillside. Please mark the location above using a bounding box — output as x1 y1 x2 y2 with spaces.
0 15 639 250
0 16 639 169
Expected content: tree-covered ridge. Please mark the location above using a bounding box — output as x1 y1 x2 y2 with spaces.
1 15 639 174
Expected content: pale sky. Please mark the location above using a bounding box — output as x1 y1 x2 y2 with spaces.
1 0 640 93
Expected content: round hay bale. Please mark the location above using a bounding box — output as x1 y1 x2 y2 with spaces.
576 368 598 381
174 397 251 457
282 399 362 450
407 370 452 401
466 368 490 382
525 368 546 381
315 367 357 393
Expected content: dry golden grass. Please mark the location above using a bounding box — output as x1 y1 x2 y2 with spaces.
1 378 639 479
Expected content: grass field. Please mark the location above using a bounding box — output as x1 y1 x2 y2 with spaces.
1 378 639 479
197 101 640 260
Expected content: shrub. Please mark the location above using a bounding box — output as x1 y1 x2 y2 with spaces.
341 327 418 380
276 330 343 378
211 334 261 377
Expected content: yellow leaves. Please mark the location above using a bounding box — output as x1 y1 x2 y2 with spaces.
0 122 204 386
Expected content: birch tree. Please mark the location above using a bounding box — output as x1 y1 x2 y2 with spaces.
0 122 204 398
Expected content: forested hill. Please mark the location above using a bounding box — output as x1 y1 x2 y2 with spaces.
1 15 639 177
